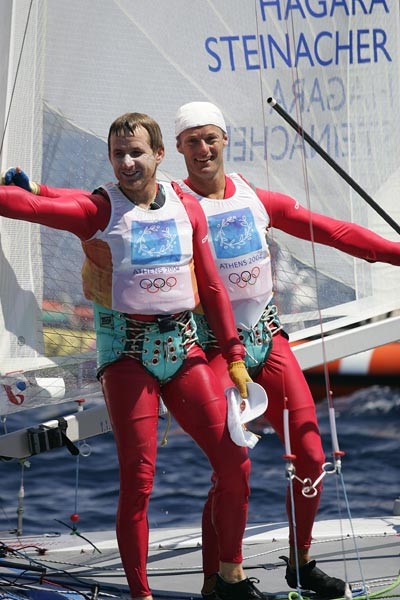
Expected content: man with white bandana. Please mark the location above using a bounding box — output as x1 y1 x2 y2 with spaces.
173 101 400 600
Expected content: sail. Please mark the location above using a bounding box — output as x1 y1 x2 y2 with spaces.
0 0 399 415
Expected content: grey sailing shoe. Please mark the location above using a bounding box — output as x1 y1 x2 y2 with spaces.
280 555 349 599
215 573 268 599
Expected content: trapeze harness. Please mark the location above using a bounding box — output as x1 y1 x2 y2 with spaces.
82 181 200 383
94 305 198 382
177 174 282 376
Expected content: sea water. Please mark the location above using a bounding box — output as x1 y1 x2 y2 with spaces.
0 385 399 536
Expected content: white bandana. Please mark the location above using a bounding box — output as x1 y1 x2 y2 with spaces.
175 101 227 137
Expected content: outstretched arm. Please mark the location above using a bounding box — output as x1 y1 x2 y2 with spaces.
258 188 400 265
0 185 109 240
1 166 93 199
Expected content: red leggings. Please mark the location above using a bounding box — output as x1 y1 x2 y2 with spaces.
100 345 250 598
202 331 325 575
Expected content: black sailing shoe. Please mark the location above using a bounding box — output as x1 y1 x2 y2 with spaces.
280 556 349 599
202 573 218 599
215 573 268 599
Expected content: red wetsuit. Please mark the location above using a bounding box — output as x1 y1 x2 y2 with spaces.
0 184 250 597
176 175 400 576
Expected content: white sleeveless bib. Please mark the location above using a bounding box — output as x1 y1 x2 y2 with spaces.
178 174 273 328
85 182 198 314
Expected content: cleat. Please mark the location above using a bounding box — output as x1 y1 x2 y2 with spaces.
215 573 268 599
280 556 349 599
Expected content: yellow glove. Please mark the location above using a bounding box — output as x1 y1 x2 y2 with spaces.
228 360 253 398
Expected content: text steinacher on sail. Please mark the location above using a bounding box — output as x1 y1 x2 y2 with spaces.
204 1 393 72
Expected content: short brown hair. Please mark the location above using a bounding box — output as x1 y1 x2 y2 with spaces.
108 113 164 155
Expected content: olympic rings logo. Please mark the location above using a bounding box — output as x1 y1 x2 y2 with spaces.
140 277 177 294
229 267 260 288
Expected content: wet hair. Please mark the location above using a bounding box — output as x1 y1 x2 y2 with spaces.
108 112 164 155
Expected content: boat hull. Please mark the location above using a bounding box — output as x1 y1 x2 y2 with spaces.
1 517 399 599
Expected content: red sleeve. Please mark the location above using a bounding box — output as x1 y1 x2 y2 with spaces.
38 184 92 198
256 187 400 266
0 185 110 240
180 193 245 363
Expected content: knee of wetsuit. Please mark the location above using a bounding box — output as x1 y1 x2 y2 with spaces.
214 454 251 496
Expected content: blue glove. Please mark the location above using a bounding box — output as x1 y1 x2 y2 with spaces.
1 167 39 194
4 167 31 191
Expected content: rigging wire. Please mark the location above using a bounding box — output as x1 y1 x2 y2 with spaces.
0 0 34 162
252 0 375 594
